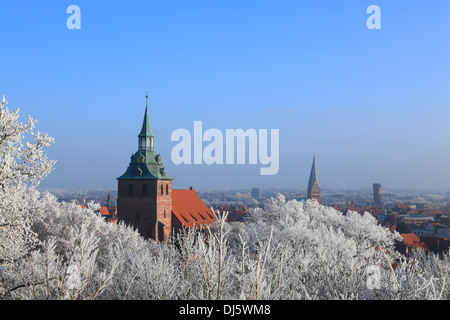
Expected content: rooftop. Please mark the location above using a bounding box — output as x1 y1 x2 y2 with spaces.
172 189 216 228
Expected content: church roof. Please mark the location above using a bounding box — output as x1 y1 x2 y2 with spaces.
172 189 216 228
118 98 171 180
308 155 319 190
117 149 172 180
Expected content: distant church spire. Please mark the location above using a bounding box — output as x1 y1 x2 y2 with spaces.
106 193 111 207
307 155 320 203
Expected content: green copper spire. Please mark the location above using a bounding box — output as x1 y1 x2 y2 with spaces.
138 94 154 138
117 93 172 181
308 155 319 190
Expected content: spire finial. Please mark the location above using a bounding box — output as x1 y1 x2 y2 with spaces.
145 88 149 107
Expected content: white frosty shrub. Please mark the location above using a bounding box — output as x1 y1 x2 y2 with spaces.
0 94 55 262
233 195 404 299
0 94 448 300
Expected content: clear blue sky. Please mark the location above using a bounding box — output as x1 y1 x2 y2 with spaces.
1 1 450 191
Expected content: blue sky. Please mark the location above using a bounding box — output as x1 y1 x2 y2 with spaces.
1 1 450 191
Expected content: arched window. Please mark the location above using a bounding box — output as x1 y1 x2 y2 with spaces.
128 184 134 196
161 184 164 195
166 184 169 195
142 184 148 196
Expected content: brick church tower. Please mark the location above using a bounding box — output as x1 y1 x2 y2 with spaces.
307 155 320 203
117 95 173 242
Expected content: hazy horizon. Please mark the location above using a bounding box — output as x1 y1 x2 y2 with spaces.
37 185 450 196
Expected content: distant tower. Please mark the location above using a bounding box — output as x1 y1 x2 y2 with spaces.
251 188 261 199
105 193 112 207
307 155 320 203
373 183 382 207
117 94 173 242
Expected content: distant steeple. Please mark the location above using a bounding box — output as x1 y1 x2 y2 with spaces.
106 193 111 207
308 155 319 189
307 155 321 203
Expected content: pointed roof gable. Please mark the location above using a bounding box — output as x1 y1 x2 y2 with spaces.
172 189 216 228
308 155 319 190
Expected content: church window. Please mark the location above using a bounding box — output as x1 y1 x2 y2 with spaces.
128 184 134 196
142 184 148 195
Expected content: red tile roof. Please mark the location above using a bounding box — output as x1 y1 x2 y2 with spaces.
99 206 110 216
400 233 428 250
172 189 216 228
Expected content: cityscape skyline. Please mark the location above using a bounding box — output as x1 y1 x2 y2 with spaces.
1 1 449 192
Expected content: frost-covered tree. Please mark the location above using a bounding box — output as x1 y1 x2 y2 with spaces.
224 195 449 300
0 94 448 300
0 95 56 262
225 196 394 299
1 193 119 299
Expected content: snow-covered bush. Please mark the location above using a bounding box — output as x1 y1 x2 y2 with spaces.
0 94 448 300
0 94 55 262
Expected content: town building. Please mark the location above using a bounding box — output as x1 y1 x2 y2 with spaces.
117 95 215 241
213 205 250 222
98 206 118 224
395 233 428 255
251 188 261 199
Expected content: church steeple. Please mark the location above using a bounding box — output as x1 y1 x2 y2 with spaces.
117 93 173 242
138 94 154 151
307 155 321 203
308 155 319 189
117 94 171 181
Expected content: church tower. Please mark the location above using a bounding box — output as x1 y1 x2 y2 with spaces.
307 155 320 203
117 95 173 242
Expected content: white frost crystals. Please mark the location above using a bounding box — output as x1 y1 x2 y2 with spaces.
0 95 55 185
0 94 449 300
0 95 56 262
